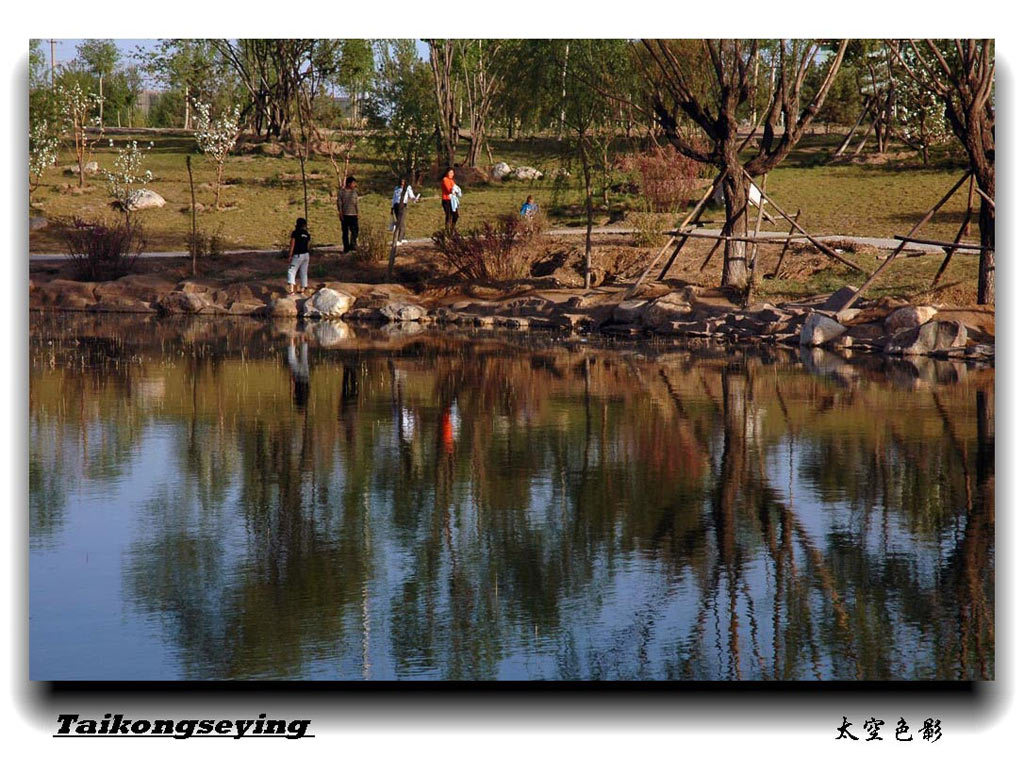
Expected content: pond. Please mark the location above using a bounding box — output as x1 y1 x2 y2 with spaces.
29 313 994 681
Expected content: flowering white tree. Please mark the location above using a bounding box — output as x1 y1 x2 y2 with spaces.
103 139 154 218
57 82 104 187
29 119 60 196
193 101 241 210
889 44 952 165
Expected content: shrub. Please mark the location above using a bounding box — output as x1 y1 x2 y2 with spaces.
187 227 226 259
352 216 390 263
635 145 703 212
431 213 545 281
631 211 663 248
57 215 144 282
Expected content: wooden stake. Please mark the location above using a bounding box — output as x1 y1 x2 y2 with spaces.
771 209 800 279
933 174 974 288
742 169 865 275
625 172 722 298
835 171 972 312
186 155 198 277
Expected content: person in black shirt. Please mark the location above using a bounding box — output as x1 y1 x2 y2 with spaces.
286 217 312 294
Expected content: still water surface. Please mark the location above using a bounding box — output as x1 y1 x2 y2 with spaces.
29 314 994 681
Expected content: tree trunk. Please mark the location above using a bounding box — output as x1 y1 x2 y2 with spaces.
215 162 224 210
581 139 593 289
977 177 994 305
720 164 749 289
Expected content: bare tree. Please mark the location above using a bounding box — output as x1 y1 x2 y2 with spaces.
638 39 849 289
888 39 994 305
427 40 460 168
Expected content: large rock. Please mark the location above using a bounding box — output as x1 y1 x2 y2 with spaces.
612 299 648 325
127 189 166 211
68 161 99 175
304 287 355 319
800 312 847 346
885 320 967 356
156 291 209 314
642 293 693 329
29 216 49 231
380 302 426 322
266 296 299 319
491 162 512 180
511 166 543 181
885 305 938 333
821 285 862 312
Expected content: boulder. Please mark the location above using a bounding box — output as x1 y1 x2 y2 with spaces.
304 287 355 319
836 308 862 325
29 216 49 232
491 162 512 180
799 312 847 346
259 142 285 156
68 161 100 175
156 291 209 314
266 296 299 319
612 299 648 325
127 189 166 211
511 166 543 181
885 320 967 356
821 285 862 312
885 305 937 333
380 302 427 322
642 293 693 329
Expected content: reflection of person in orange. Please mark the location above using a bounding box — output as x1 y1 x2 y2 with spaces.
440 407 454 455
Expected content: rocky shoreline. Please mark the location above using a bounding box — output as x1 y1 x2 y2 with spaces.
29 275 994 363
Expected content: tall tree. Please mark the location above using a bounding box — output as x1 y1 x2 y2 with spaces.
888 39 994 304
76 39 119 125
426 39 460 168
638 39 849 289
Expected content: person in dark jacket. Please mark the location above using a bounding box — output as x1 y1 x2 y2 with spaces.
286 217 312 294
338 176 359 253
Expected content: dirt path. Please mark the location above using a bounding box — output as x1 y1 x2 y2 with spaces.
28 225 953 262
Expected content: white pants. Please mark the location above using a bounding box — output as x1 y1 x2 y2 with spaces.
287 253 309 287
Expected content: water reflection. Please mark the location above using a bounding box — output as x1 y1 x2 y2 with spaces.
29 314 994 681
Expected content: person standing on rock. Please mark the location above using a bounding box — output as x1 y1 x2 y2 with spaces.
286 217 312 295
441 168 460 230
338 176 359 253
391 178 420 245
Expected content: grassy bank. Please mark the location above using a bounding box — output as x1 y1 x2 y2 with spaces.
30 131 979 255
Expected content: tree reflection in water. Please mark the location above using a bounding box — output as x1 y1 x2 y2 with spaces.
29 314 994 681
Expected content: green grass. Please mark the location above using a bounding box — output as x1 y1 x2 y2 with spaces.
29 131 980 256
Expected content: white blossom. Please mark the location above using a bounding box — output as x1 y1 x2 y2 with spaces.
103 140 153 211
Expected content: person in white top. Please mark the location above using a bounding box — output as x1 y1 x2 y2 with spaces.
391 179 421 245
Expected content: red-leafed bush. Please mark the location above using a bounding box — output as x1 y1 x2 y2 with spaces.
635 145 703 212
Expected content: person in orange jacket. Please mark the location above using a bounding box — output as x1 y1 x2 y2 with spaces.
441 167 459 230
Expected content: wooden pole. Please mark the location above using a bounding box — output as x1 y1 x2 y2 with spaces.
625 172 723 298
835 170 972 312
655 175 722 281
186 155 198 277
745 174 768 304
833 95 874 159
771 209 800 279
742 169 866 275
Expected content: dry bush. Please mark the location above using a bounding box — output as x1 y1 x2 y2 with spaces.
631 212 663 248
432 212 545 281
353 216 390 262
56 215 144 281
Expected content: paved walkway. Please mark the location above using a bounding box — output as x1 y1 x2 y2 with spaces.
28 226 955 262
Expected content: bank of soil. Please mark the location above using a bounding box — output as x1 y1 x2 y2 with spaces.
29 237 994 364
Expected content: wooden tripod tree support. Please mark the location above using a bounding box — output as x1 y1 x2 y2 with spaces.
741 169 866 275
771 209 801 279
835 170 973 313
624 172 723 298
